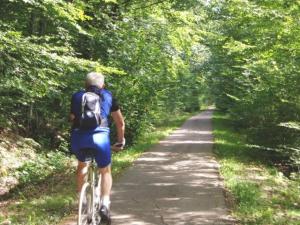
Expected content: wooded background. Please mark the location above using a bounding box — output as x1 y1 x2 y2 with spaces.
0 0 299 170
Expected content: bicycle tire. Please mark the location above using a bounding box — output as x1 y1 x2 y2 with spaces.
95 174 101 208
78 182 93 225
93 173 101 224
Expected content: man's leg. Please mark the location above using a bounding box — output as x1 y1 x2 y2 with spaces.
98 164 112 223
99 164 112 208
77 161 89 193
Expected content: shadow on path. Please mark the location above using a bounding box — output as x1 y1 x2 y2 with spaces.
111 110 235 225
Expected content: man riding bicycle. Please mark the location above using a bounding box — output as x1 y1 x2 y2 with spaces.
70 72 125 224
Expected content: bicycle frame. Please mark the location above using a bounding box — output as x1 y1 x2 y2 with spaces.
88 160 101 224
78 155 101 225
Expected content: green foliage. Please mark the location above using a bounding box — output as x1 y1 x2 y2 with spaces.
213 111 300 225
0 3 206 215
1 1 299 222
2 111 192 225
0 0 204 149
0 29 122 146
204 0 300 168
8 194 75 225
231 182 261 211
16 151 70 185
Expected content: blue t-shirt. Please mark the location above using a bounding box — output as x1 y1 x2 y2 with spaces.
70 87 119 131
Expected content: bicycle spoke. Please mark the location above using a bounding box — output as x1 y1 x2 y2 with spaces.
78 161 102 225
78 183 94 225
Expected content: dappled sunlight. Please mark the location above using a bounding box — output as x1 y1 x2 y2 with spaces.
137 156 169 162
150 182 177 186
168 133 185 137
160 140 214 144
111 111 234 224
172 129 212 135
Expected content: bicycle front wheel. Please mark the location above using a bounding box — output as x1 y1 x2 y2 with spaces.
78 182 93 225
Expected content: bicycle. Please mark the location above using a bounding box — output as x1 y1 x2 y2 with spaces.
78 148 102 225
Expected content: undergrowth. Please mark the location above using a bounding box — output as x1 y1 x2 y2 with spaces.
213 112 300 225
0 111 193 225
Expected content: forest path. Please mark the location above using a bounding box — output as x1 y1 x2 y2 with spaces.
60 110 234 225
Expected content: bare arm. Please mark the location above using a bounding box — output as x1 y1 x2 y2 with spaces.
111 109 125 144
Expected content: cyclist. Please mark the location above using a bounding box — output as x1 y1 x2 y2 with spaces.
70 72 125 224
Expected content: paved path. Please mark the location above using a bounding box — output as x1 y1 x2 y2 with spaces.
60 110 234 225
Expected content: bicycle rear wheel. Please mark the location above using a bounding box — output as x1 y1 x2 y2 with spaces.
78 182 93 225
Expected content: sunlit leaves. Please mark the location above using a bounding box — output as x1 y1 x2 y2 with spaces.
0 0 206 146
279 122 300 131
223 39 255 54
204 0 300 167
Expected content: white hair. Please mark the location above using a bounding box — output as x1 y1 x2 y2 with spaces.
86 72 105 88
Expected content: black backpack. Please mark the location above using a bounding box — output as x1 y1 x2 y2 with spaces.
79 92 101 129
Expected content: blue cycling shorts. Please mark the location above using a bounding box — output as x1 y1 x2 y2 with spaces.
70 128 111 168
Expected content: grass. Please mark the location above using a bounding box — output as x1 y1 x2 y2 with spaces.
213 112 300 225
0 111 193 225
1 169 77 225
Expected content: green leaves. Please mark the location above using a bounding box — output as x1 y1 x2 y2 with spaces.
0 0 207 146
223 39 255 54
0 28 123 140
204 0 300 167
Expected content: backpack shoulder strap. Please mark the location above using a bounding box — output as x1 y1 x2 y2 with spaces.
81 93 87 115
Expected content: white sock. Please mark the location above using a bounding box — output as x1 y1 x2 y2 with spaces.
101 196 111 209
